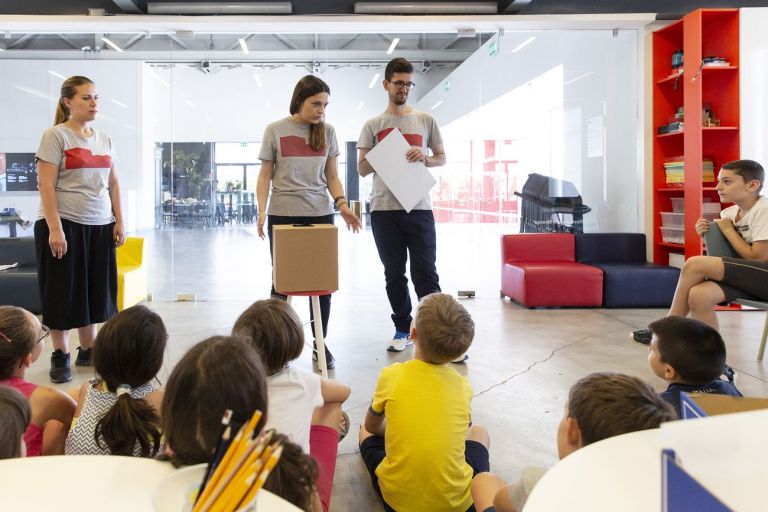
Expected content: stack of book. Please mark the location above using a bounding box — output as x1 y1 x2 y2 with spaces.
663 158 715 184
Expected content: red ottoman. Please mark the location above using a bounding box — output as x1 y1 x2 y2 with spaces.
501 234 603 307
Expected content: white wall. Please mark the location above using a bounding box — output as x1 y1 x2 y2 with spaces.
741 8 768 168
0 60 147 233
147 64 424 145
416 30 641 233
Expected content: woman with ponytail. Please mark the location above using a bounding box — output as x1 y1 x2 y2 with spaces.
65 305 166 457
34 75 125 384
256 75 361 370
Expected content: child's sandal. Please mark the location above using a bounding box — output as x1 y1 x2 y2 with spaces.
338 411 350 442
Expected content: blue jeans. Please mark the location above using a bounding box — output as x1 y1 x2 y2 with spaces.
370 210 440 333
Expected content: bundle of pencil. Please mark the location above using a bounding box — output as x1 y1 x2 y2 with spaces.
192 409 284 512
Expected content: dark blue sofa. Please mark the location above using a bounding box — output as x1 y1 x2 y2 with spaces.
0 237 41 313
575 233 680 308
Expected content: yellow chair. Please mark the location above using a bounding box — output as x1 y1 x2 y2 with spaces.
116 237 148 311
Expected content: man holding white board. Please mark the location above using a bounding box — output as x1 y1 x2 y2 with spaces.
357 57 447 353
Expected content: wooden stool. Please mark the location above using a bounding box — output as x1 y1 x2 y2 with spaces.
283 290 335 378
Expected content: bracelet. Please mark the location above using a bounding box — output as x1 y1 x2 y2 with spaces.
337 201 348 209
333 195 346 206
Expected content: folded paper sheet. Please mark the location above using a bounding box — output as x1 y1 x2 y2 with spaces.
364 127 436 212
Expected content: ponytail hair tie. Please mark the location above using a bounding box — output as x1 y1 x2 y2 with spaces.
116 384 132 397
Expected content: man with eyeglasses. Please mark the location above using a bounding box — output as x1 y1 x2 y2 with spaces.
357 57 447 354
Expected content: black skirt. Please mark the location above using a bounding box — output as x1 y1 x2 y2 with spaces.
34 218 117 330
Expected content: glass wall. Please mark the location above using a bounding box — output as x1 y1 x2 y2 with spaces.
0 27 639 299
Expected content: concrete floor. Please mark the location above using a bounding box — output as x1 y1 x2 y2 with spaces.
23 222 768 511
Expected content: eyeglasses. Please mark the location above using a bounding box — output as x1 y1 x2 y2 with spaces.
389 80 416 91
0 326 50 345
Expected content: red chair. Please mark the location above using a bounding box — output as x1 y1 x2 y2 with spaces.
501 233 603 307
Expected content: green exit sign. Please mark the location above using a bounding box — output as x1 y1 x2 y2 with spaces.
443 80 450 91
488 40 498 57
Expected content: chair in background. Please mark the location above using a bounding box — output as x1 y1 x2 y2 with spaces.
704 223 768 361
116 237 148 311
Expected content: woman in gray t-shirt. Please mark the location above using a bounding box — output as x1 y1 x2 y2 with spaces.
34 75 125 384
257 75 360 369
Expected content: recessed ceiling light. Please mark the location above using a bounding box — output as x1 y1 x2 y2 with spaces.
101 37 124 53
511 37 535 53
368 73 380 89
111 99 129 109
387 38 400 55
48 71 67 79
253 72 262 87
239 38 250 55
431 101 444 110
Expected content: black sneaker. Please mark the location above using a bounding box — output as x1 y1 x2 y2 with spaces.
629 329 652 345
312 341 336 370
75 346 94 367
49 350 72 383
722 364 736 384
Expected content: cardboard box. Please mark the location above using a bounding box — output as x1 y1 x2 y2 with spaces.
680 393 768 419
272 224 338 293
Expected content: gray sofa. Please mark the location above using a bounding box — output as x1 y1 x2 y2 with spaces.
0 237 41 313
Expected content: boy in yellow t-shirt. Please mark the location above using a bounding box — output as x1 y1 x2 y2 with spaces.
359 293 490 512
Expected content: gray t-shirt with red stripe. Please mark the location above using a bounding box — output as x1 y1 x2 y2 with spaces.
357 110 443 211
35 124 116 225
259 117 339 217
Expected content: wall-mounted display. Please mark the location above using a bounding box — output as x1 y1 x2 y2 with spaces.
3 153 38 192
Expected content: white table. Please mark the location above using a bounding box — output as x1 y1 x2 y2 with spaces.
525 429 662 512
0 455 301 511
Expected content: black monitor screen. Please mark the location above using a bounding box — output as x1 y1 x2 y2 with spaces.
4 153 37 191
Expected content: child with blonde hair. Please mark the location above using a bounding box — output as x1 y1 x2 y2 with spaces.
0 305 75 455
360 292 490 512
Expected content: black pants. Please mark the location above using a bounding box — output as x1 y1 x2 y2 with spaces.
267 214 333 339
370 210 440 333
34 219 117 330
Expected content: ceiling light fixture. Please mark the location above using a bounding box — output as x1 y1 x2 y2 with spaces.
355 2 496 14
357 101 364 111
185 100 197 109
48 70 66 79
111 99 129 109
368 73 380 89
265 100 271 109
148 2 292 14
564 72 594 86
101 37 124 53
431 100 444 110
387 38 400 55
511 36 535 53
253 72 262 87
239 38 250 55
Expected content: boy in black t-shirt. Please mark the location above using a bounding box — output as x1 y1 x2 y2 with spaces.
647 316 742 417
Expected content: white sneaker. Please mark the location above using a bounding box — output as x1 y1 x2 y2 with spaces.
387 332 413 352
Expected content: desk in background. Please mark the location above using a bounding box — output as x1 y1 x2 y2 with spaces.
0 455 300 511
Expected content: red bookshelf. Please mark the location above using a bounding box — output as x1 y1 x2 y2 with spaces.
652 9 740 264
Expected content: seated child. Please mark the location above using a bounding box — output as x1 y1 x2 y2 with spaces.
65 305 166 456
0 306 75 455
263 431 324 512
359 292 490 512
161 336 323 511
161 335 269 467
0 385 31 458
647 316 742 417
232 299 351 512
471 372 677 512
632 159 768 342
